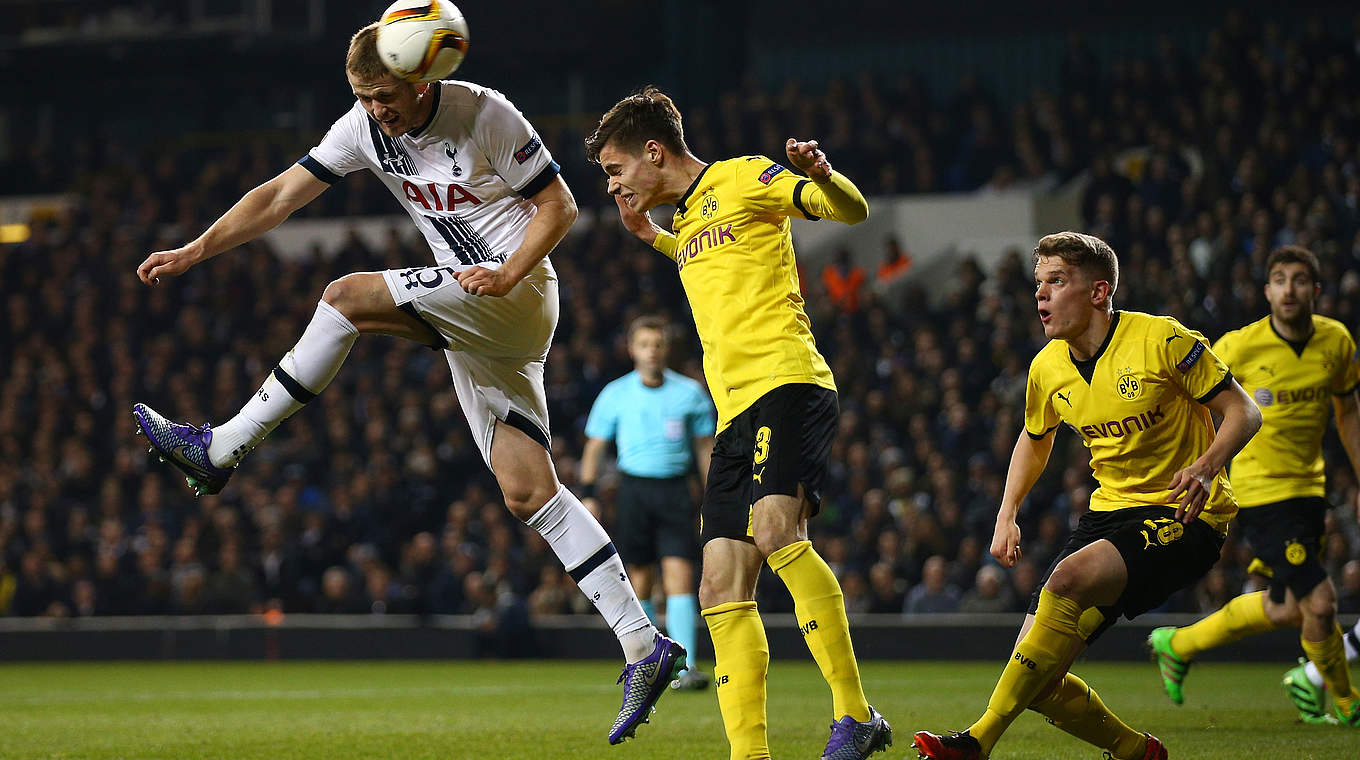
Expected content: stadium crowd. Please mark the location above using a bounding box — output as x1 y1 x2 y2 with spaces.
3 11 1360 628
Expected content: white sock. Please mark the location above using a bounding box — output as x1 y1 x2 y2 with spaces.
526 485 657 662
208 300 359 467
1303 619 1360 688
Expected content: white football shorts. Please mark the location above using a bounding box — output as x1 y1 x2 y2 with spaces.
382 260 558 466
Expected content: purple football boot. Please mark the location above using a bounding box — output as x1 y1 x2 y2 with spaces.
133 403 234 497
608 634 687 745
823 705 892 760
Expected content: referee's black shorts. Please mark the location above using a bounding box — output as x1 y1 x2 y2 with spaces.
700 383 837 544
615 474 700 565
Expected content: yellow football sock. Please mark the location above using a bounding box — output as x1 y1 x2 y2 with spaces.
1301 624 1358 714
703 601 771 760
968 588 1083 756
768 540 870 722
1169 590 1275 660
1031 672 1145 759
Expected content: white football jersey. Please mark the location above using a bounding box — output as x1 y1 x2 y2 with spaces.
300 81 559 271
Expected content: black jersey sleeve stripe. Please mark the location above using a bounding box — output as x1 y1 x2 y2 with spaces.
1026 424 1059 440
297 155 342 184
793 179 821 221
1195 372 1235 405
517 161 561 199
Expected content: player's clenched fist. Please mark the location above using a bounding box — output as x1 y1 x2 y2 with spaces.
785 138 833 183
990 519 1022 568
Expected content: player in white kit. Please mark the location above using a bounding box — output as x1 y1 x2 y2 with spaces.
130 22 685 744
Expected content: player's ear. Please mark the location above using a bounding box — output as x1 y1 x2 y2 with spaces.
1091 280 1111 306
644 139 663 166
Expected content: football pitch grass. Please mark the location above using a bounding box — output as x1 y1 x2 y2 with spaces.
0 660 1353 759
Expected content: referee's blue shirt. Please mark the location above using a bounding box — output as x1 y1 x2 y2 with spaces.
584 369 717 478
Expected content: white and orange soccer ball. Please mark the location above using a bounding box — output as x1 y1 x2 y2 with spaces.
376 0 470 83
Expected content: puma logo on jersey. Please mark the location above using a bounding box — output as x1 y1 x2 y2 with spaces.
1055 391 1071 406
1165 332 1182 344
753 467 765 484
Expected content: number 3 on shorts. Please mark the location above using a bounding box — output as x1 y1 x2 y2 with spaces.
753 426 771 465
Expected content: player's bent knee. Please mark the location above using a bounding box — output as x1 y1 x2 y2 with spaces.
1264 597 1302 627
1300 583 1337 620
322 273 387 321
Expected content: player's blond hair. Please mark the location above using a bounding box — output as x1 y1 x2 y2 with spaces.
346 23 394 82
1034 231 1120 299
585 86 689 163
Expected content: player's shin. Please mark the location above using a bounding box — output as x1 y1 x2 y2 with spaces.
704 601 771 760
526 486 656 661
1169 590 1276 660
208 300 358 468
1030 672 1145 759
968 589 1084 755
1301 623 1359 714
768 540 870 721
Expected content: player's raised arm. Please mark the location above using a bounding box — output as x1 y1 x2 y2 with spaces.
783 138 869 225
136 163 329 285
991 427 1056 568
1168 378 1261 523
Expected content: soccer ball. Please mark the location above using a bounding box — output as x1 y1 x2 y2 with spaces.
376 0 470 83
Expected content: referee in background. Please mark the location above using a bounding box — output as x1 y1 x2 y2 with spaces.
581 316 716 690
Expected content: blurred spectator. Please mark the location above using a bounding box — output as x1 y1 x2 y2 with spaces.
315 566 367 614
821 248 867 315
904 555 961 614
959 565 1015 614
874 237 913 289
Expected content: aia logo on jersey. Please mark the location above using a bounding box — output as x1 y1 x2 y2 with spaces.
402 181 482 211
758 163 785 184
514 135 542 164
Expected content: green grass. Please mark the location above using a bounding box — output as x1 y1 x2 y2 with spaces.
0 660 1353 759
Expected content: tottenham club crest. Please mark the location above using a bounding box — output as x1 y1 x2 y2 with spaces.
701 192 719 220
1116 370 1142 401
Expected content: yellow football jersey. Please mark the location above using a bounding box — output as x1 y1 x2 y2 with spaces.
651 157 864 432
1025 311 1238 531
1212 315 1360 507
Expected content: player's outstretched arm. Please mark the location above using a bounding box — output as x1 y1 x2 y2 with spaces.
1332 390 1360 519
784 138 869 225
136 164 328 285
991 428 1056 568
1169 379 1262 523
456 176 577 297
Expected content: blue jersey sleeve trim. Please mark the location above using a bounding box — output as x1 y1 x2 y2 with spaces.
297 155 341 184
517 161 561 199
